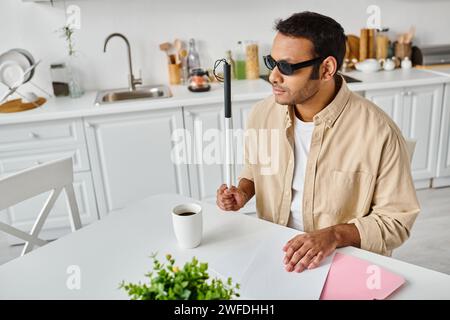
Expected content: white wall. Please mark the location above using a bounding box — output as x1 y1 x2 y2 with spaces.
1 0 450 94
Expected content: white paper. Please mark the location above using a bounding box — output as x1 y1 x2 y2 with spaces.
239 231 334 300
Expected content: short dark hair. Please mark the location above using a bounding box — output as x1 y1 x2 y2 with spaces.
275 11 346 79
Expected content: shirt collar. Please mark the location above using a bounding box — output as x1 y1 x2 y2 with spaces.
284 76 351 129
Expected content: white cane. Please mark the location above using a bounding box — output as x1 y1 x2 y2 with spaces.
223 61 234 189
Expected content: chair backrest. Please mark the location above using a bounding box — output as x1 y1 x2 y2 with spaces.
0 157 82 256
404 138 417 164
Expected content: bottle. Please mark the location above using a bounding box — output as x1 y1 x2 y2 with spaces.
235 41 246 80
225 50 236 80
187 38 201 75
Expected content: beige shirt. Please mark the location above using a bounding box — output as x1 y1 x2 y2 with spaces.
238 79 420 256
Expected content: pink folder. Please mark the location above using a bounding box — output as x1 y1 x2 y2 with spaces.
320 252 405 300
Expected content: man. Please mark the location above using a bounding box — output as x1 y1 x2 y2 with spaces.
216 12 420 273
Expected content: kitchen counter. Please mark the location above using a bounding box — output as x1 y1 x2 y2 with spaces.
0 79 273 125
343 68 450 91
1 69 449 126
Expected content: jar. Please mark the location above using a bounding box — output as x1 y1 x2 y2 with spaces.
187 68 211 92
50 63 70 97
245 41 259 80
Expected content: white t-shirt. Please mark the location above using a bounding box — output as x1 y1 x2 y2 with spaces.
288 115 315 231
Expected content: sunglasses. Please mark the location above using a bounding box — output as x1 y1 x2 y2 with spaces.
263 55 325 76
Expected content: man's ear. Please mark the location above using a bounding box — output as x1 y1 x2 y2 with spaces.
320 56 338 81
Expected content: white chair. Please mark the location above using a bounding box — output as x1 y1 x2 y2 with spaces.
0 157 82 256
405 138 417 164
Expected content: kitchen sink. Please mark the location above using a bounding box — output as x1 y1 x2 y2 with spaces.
95 84 172 105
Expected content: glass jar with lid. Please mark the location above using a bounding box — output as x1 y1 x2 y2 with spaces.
50 63 70 97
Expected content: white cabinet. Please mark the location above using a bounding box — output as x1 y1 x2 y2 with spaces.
365 88 403 129
365 84 444 189
184 101 257 214
85 108 190 216
434 84 450 187
402 85 443 185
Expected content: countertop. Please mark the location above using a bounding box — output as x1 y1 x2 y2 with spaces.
1 68 449 126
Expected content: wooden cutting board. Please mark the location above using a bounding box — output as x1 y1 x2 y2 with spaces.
0 97 46 113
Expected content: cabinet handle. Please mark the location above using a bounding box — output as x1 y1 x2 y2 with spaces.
407 91 413 96
185 111 192 117
29 132 39 138
400 91 405 96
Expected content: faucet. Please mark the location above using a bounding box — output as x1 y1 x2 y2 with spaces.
103 33 142 91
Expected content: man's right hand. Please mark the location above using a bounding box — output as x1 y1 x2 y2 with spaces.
216 184 248 211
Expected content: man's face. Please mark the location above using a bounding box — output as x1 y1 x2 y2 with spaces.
269 32 321 106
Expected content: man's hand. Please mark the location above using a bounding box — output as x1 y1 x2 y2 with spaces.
216 184 248 211
282 224 360 272
283 227 338 272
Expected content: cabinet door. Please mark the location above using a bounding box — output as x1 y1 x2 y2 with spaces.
0 172 97 245
184 103 225 204
433 84 450 187
85 108 190 216
365 88 404 129
185 101 258 214
233 101 258 214
402 84 443 181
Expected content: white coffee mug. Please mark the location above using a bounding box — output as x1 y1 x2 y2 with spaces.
172 203 202 249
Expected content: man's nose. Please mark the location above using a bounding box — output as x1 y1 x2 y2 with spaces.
269 66 284 85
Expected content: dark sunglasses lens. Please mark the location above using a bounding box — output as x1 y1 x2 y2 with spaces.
264 56 276 70
278 61 293 75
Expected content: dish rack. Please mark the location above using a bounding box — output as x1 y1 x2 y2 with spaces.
0 48 51 112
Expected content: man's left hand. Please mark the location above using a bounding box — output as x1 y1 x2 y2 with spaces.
283 227 338 272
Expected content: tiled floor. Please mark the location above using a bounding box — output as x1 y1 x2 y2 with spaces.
1 187 450 274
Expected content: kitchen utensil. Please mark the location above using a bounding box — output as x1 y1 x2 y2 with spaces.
405 26 415 44
187 68 210 92
168 54 176 64
395 42 412 60
159 42 173 63
401 57 412 69
21 91 39 103
179 49 189 84
383 58 396 71
0 60 24 88
0 49 34 84
174 38 184 63
168 63 181 85
355 59 380 73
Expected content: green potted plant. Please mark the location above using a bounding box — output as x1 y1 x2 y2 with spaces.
120 253 240 300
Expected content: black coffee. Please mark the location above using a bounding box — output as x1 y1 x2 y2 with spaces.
178 211 196 216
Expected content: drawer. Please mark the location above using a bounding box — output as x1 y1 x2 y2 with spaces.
0 144 90 175
0 119 85 152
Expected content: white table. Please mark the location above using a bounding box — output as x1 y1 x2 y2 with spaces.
0 194 449 299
